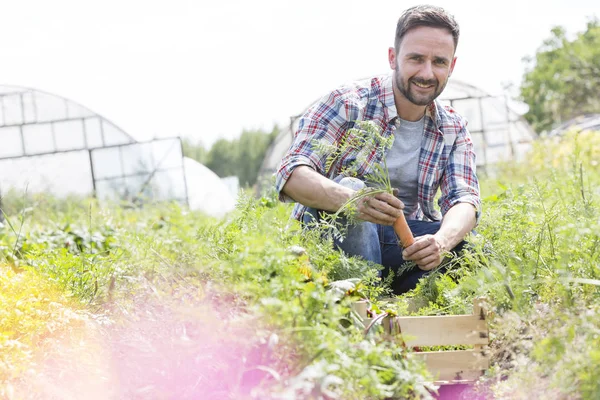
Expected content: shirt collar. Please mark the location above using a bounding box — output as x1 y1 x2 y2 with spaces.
381 74 398 122
427 101 443 133
380 73 443 133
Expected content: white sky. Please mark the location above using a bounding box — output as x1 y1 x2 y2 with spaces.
2 0 598 148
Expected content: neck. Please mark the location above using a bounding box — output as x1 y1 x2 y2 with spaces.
392 83 427 122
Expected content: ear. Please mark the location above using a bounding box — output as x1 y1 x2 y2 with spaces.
388 47 397 70
448 56 457 77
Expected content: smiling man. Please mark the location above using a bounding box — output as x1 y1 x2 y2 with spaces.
276 5 481 294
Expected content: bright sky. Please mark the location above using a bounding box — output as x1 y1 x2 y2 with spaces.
2 0 598 148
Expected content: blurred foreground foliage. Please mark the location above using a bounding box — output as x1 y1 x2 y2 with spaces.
0 130 599 399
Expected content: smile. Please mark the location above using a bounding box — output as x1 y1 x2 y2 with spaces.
412 81 434 89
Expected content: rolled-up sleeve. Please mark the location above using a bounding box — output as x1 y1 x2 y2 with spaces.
275 93 347 203
438 125 482 223
275 121 326 203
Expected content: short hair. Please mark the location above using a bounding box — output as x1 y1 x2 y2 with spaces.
394 5 460 53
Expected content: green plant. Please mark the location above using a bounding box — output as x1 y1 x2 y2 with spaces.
2 129 600 398
313 120 394 223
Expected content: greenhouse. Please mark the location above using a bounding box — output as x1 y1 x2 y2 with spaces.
548 113 600 136
0 85 235 217
258 78 537 185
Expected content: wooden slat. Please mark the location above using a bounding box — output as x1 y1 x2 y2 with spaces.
352 298 491 384
410 350 489 382
384 314 488 347
472 298 486 353
351 300 369 319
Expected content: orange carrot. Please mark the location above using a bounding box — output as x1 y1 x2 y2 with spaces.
393 213 414 248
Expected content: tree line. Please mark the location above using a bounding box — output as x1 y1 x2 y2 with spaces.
184 18 599 187
521 18 600 132
182 126 280 188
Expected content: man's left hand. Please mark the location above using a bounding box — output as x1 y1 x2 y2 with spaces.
402 234 448 271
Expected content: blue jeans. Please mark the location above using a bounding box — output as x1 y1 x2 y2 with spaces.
302 177 467 295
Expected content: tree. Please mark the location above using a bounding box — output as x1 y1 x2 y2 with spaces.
188 126 279 188
182 138 208 164
520 19 600 133
205 138 238 178
236 127 279 187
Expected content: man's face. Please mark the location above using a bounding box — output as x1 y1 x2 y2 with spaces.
388 26 457 106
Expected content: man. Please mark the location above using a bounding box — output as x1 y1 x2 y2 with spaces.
275 5 481 294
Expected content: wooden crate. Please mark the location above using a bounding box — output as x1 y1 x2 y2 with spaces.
352 297 490 384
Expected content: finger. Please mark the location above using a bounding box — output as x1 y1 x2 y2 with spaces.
417 263 435 271
405 246 436 262
374 192 405 210
406 237 438 258
359 213 395 225
417 257 442 271
369 197 403 219
361 205 396 225
415 254 439 268
402 237 432 257
359 196 398 223
356 198 394 224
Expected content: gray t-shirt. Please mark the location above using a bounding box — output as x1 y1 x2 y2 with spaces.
386 116 424 218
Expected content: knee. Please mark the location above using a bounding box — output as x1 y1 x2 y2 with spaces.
337 176 366 191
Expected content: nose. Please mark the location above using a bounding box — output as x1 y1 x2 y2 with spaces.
420 61 434 80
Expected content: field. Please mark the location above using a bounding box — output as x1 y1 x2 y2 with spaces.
1 131 599 400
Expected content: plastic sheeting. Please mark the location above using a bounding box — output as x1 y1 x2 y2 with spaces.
0 150 93 196
0 86 135 158
0 151 237 218
0 85 239 217
549 114 600 136
184 157 236 217
91 138 187 204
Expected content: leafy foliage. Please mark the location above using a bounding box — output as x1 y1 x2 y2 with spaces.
183 126 280 187
421 130 600 397
0 192 433 398
312 120 397 240
520 19 600 132
2 130 600 398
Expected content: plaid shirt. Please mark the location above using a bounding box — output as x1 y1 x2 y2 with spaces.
275 73 481 222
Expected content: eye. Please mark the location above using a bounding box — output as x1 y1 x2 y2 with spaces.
434 59 448 66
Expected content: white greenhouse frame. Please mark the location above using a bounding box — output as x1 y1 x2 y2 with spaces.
0 85 189 206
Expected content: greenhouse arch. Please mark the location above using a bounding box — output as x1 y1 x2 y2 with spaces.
0 85 236 217
258 78 537 187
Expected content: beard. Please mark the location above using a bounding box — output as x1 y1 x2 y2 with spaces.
394 72 447 106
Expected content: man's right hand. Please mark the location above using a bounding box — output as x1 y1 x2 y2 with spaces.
356 192 404 225
282 167 404 225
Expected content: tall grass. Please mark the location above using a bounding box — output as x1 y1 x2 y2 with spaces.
0 194 432 398
410 130 600 399
0 130 599 399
